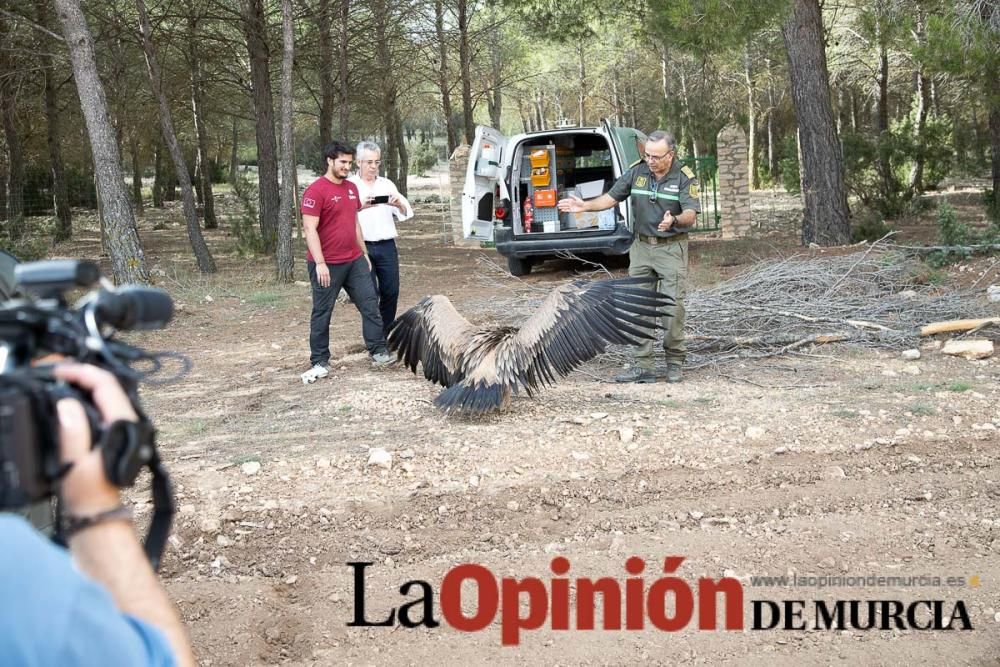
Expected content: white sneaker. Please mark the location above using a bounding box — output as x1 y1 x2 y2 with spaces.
301 364 330 384
371 351 396 367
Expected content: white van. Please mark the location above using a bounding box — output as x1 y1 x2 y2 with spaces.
462 120 647 276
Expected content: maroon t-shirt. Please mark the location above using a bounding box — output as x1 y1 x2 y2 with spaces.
300 177 363 264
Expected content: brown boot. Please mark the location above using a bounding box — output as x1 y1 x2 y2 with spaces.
614 367 659 384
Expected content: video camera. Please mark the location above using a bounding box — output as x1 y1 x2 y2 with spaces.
0 251 181 569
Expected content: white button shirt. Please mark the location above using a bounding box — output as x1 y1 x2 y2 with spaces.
348 175 414 242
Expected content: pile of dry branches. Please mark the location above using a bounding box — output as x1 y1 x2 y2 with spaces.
469 244 997 370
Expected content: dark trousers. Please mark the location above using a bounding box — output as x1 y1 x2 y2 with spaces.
366 239 400 338
308 257 386 366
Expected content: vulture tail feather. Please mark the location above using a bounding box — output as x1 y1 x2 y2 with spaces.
435 381 505 415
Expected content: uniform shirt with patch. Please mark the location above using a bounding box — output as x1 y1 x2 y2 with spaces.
606 159 701 238
300 177 363 264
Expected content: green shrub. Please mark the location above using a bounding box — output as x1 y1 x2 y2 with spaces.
927 201 972 266
1 225 49 261
408 141 439 177
841 130 905 217
984 188 999 225
778 134 800 194
21 165 97 215
851 208 893 243
840 108 954 218
230 177 268 256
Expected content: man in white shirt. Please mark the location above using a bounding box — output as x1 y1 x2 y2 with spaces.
349 141 413 337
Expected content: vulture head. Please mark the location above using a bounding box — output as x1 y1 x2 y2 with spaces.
387 277 673 415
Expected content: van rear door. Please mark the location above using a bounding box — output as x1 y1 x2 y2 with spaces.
600 119 647 233
462 125 508 240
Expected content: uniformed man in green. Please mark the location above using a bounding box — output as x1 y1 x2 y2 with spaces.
558 129 699 383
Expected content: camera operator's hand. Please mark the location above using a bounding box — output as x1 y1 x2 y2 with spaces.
52 363 136 516
51 362 195 667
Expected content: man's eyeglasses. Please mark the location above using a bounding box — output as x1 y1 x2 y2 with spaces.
644 151 671 162
359 160 382 166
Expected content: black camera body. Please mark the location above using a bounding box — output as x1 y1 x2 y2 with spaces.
0 253 178 567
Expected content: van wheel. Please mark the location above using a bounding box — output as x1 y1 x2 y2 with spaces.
507 256 532 277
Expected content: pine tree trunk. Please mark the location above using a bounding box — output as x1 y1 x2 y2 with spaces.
745 47 758 190
434 0 456 153
488 34 502 129
458 0 473 143
533 89 543 131
991 99 1000 218
164 170 177 202
229 117 239 186
766 57 778 180
660 46 669 101
850 88 859 131
136 0 215 273
373 0 398 183
627 71 637 128
95 174 107 255
153 141 164 207
679 67 696 157
188 13 217 229
613 73 623 127
35 0 72 241
518 101 530 133
385 102 399 184
874 18 896 200
1 95 25 240
0 27 24 241
55 0 147 283
781 0 851 246
316 0 334 158
908 55 930 194
0 162 7 224
130 135 144 216
766 109 776 182
0 13 23 238
242 0 279 252
277 0 295 282
394 107 408 197
338 0 350 137
577 44 586 126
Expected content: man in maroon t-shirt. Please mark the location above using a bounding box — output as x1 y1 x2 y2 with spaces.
300 141 395 384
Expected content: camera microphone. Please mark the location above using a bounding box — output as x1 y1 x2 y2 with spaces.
15 260 100 296
94 287 174 330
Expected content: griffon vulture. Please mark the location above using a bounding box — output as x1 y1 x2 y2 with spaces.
387 277 672 414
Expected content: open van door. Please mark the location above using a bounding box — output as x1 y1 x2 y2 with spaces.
600 118 647 233
462 125 507 241
601 118 645 170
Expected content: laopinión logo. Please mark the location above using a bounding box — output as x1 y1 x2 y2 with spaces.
347 556 973 646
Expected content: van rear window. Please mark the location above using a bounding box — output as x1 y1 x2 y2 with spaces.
575 149 611 169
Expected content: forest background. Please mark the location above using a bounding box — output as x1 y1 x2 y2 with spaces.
0 0 997 282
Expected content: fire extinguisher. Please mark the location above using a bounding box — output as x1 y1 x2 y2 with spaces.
523 198 533 233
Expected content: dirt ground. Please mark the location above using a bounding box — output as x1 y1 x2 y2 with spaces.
53 176 1000 665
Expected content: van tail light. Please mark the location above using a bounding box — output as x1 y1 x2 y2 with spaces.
494 198 510 222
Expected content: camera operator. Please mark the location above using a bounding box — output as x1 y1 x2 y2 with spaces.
0 362 195 666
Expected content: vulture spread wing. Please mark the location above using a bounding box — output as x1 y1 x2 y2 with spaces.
389 277 673 415
387 295 474 387
496 276 673 395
